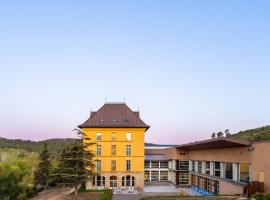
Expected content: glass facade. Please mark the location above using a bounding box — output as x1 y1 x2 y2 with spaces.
151 171 159 181
214 162 221 177
179 161 189 184
225 163 233 179
206 161 210 175
151 161 159 168
160 171 169 180
160 161 168 168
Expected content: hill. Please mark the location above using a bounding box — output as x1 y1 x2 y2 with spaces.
231 125 270 141
0 137 78 160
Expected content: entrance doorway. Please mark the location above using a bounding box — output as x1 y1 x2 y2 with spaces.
110 176 117 188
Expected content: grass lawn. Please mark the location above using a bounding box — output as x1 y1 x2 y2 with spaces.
140 196 240 200
62 189 113 200
63 192 101 200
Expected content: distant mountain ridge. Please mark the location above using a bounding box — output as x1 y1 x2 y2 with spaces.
1 125 269 159
231 125 270 141
0 137 78 159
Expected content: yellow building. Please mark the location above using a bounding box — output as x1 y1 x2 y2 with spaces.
78 103 149 189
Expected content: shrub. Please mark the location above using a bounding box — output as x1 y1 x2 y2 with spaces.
100 189 113 200
254 194 270 200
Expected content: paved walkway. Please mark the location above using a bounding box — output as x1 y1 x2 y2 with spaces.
112 194 142 200
30 187 74 200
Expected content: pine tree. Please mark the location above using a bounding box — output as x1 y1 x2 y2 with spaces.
34 143 51 190
57 128 95 195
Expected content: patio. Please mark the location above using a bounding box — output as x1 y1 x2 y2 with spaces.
143 182 201 196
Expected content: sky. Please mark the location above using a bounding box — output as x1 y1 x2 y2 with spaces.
0 1 270 144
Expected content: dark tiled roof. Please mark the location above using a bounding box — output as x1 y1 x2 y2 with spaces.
177 137 250 150
78 103 150 129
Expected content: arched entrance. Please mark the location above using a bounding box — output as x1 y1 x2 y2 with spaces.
110 176 117 188
122 175 135 187
92 176 105 186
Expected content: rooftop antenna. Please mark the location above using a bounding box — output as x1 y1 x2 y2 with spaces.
90 106 92 116
124 97 126 103
105 97 107 103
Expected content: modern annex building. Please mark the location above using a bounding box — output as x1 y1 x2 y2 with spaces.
79 103 270 195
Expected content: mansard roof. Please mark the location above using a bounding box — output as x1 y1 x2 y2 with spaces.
78 103 150 130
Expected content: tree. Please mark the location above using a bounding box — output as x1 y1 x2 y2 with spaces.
34 143 51 190
57 128 95 195
0 163 22 200
217 131 224 138
225 129 231 137
211 133 216 139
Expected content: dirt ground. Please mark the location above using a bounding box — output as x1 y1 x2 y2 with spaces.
30 187 101 200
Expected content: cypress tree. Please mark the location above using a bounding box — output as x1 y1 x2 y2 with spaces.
58 128 95 195
34 143 51 190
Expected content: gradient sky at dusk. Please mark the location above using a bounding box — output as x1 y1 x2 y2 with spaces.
1 1 270 144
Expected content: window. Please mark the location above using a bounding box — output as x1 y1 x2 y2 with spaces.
111 145 116 156
151 171 159 181
96 145 101 156
126 160 131 171
112 132 116 141
160 171 169 180
179 161 189 185
144 171 150 181
110 176 117 188
192 161 195 171
122 175 135 187
96 160 101 173
179 161 189 171
151 161 159 168
111 160 116 171
240 163 249 183
179 173 189 184
126 145 131 156
198 161 202 173
160 161 168 168
96 133 102 141
144 161 150 168
226 163 233 180
126 132 132 141
214 162 221 177
93 176 105 186
206 161 211 175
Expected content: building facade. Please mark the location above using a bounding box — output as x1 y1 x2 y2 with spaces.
79 103 270 195
145 138 270 195
78 103 149 189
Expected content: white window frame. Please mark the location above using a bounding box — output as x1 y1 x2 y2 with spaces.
112 132 116 141
96 145 101 156
126 160 131 171
96 160 101 173
96 133 102 141
126 132 132 141
111 145 116 156
111 160 116 171
126 145 131 156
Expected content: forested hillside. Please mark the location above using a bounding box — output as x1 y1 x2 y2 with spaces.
231 125 270 141
0 137 78 160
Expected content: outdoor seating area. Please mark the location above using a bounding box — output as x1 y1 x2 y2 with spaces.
113 187 136 194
